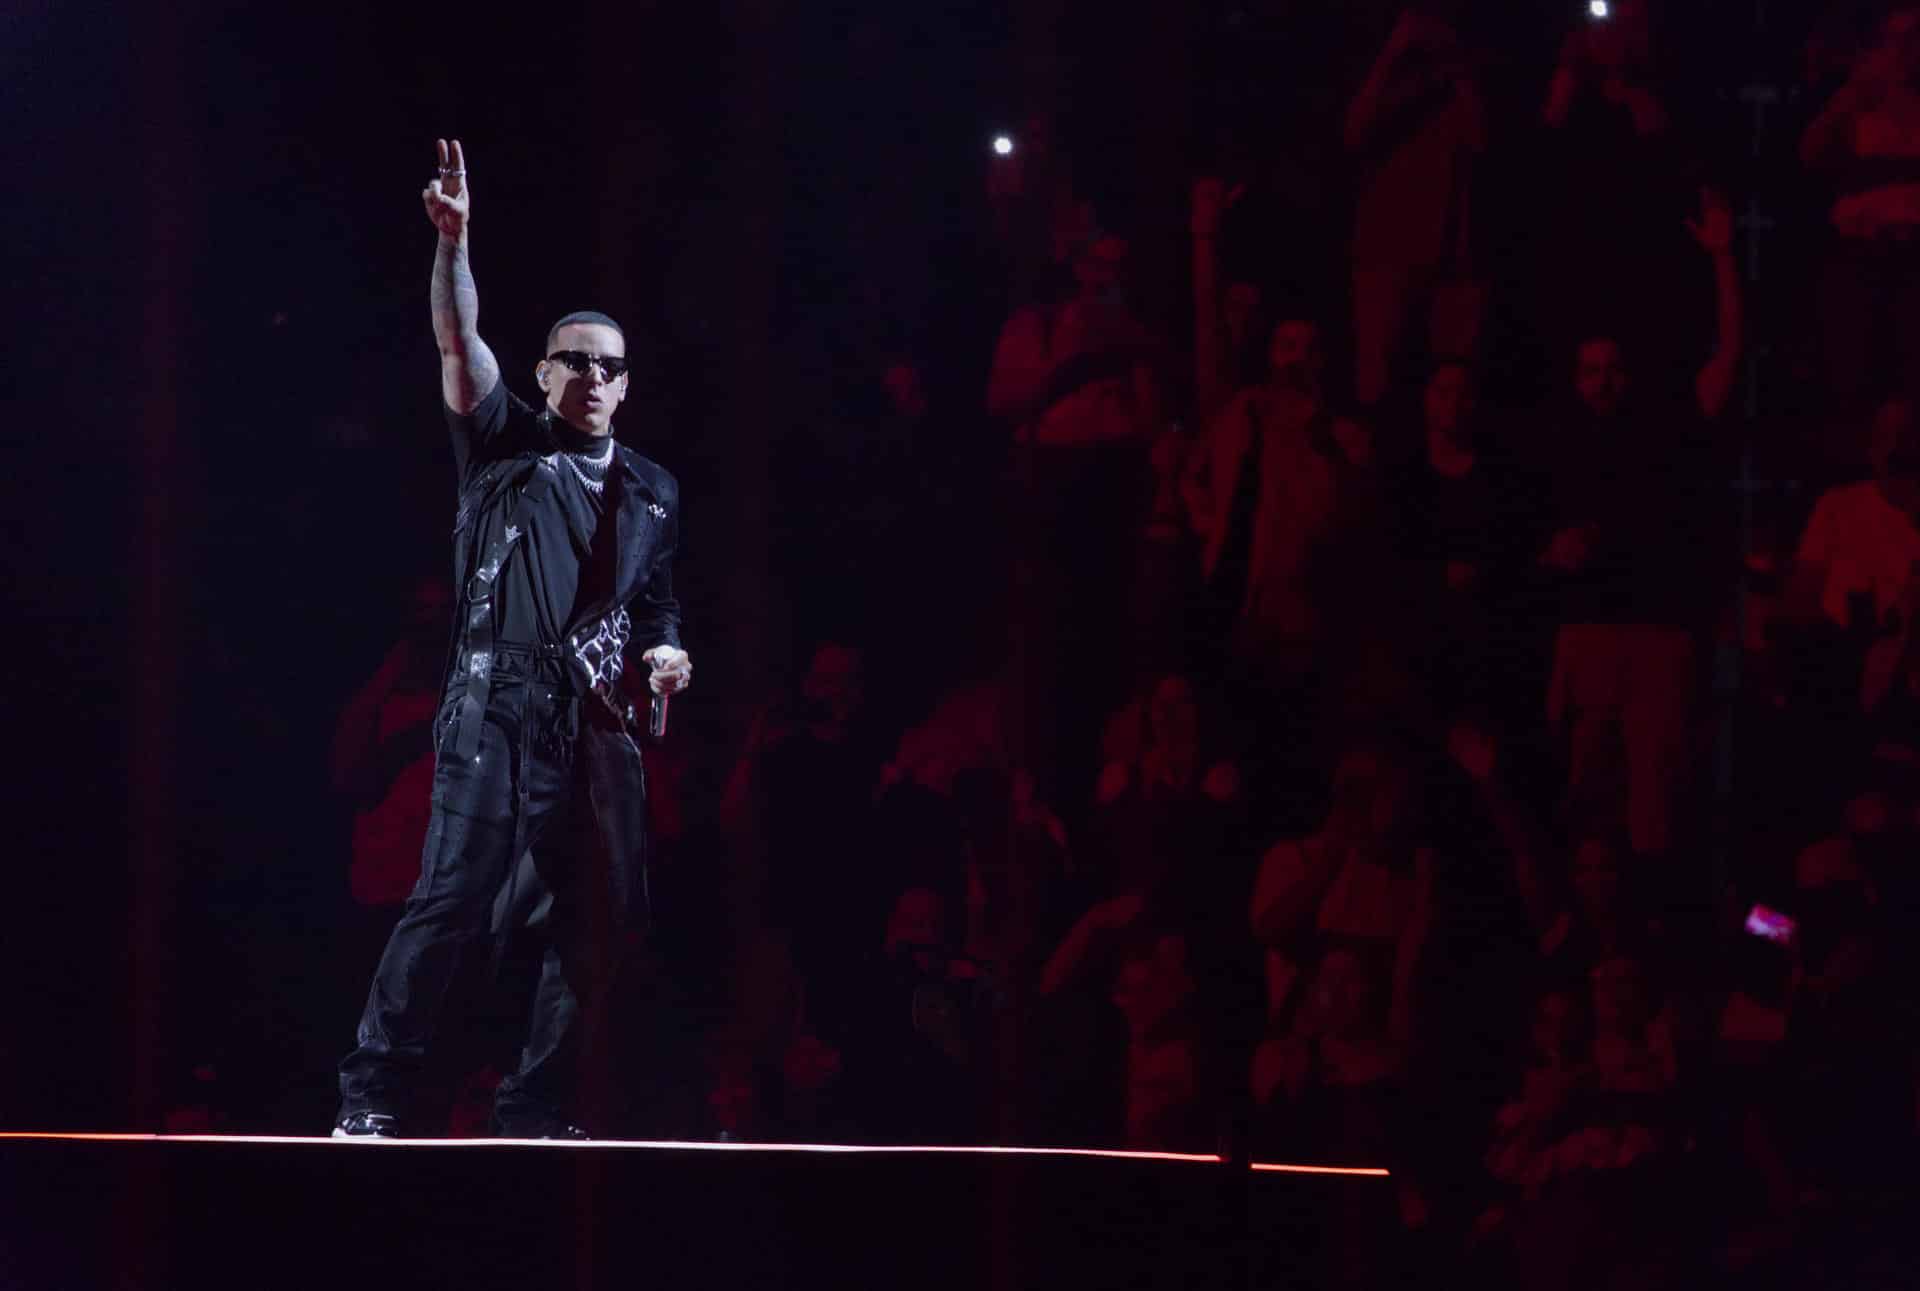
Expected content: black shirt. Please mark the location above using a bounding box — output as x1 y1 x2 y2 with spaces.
448 381 619 646
1393 435 1536 583
1533 396 1724 628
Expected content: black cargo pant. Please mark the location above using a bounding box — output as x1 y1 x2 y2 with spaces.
338 645 647 1126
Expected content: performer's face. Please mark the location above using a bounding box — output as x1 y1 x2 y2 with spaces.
538 322 629 434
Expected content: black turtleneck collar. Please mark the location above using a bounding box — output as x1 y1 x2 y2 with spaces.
540 407 614 456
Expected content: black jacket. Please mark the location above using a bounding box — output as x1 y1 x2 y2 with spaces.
442 388 684 760
450 424 683 658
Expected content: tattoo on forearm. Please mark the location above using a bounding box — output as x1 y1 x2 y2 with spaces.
430 236 498 397
430 238 479 346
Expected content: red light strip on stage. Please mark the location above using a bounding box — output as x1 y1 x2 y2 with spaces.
1249 1161 1391 1177
0 1132 1217 1159
0 1132 1386 1175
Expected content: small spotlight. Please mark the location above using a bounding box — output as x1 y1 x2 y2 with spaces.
1588 0 1609 17
992 134 1015 157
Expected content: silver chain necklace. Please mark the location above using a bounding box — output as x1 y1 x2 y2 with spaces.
556 438 615 495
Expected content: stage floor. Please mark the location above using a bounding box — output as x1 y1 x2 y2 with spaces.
0 1133 1386 1289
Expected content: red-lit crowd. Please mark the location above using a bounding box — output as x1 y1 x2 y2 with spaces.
329 5 1920 1286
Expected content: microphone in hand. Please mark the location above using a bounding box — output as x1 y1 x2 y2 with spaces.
642 645 691 737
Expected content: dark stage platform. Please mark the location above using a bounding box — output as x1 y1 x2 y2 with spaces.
0 1134 1386 1289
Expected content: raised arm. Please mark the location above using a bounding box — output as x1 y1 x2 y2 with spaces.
1250 838 1341 947
1800 87 1871 170
423 138 500 414
1346 12 1426 152
1686 186 1742 422
1037 892 1143 997
1800 45 1893 170
1181 395 1240 547
1349 12 1480 154
1446 724 1556 941
1190 178 1232 426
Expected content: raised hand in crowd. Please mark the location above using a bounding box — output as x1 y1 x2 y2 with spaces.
1446 720 1557 939
1189 176 1238 241
1347 8 1476 153
1800 12 1920 168
1037 890 1146 997
1687 185 1743 421
1190 176 1249 426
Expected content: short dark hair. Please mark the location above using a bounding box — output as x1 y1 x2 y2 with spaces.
545 310 625 354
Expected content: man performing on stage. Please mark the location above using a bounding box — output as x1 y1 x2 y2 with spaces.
335 139 692 1139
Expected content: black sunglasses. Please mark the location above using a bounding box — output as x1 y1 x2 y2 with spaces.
546 350 631 380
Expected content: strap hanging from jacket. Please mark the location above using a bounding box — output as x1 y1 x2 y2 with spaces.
450 461 557 763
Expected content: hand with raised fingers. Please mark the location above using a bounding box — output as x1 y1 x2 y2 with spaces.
1190 177 1244 238
422 138 471 240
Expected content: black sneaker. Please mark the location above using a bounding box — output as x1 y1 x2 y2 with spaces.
490 1111 591 1140
332 1111 403 1139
